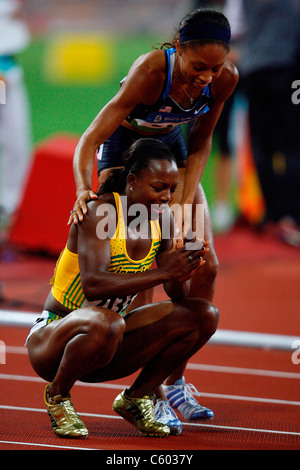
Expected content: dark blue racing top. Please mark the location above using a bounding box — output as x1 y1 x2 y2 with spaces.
122 48 212 134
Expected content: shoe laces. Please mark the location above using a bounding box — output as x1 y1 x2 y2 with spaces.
58 397 83 427
182 382 201 404
137 396 156 422
155 400 176 418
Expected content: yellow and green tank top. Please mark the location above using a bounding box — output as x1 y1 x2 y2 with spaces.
51 193 161 315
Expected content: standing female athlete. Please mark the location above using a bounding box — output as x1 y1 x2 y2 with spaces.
26 139 218 438
69 9 238 423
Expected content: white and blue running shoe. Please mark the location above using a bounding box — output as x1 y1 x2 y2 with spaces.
154 399 182 435
162 377 214 420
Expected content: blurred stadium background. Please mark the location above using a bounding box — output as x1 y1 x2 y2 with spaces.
22 1 188 140
1 1 299 451
16 0 241 211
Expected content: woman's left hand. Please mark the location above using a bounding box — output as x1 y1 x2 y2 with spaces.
67 189 98 225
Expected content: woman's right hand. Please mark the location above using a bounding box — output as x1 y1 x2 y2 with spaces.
163 240 206 282
67 189 98 225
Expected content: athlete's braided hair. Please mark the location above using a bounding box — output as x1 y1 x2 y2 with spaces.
97 138 177 196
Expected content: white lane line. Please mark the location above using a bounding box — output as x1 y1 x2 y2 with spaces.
1 373 300 407
1 309 299 350
4 346 300 380
186 363 300 380
1 405 299 437
0 439 97 450
195 392 300 407
181 422 300 436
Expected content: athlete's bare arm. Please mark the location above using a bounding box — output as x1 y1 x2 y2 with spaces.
73 200 204 302
72 50 167 217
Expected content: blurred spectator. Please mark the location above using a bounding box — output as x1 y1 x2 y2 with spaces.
0 0 32 227
240 0 300 246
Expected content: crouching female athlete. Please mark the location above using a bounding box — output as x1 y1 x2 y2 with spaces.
26 139 218 439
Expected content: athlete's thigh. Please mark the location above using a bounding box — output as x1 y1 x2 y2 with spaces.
194 182 214 246
189 185 219 299
27 308 107 380
158 126 187 166
97 125 139 175
82 298 205 383
170 169 217 299
171 168 214 245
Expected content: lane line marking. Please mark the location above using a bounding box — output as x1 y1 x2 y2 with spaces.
1 373 300 406
1 309 299 350
186 363 300 380
4 346 300 380
0 439 97 450
1 405 299 437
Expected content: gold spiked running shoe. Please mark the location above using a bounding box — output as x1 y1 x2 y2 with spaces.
44 384 88 438
112 389 170 437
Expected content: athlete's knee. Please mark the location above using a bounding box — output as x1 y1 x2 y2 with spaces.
203 301 219 337
200 247 219 286
190 299 219 338
88 308 126 346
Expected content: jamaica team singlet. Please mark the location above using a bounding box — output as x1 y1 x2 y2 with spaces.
51 193 161 315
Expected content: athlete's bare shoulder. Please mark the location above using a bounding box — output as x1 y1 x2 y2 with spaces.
125 49 166 104
132 49 166 75
86 193 116 215
211 59 239 102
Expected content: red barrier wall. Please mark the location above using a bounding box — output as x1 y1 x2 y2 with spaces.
9 135 98 255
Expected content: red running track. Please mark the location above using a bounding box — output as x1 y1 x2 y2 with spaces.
0 325 299 451
1 226 300 450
